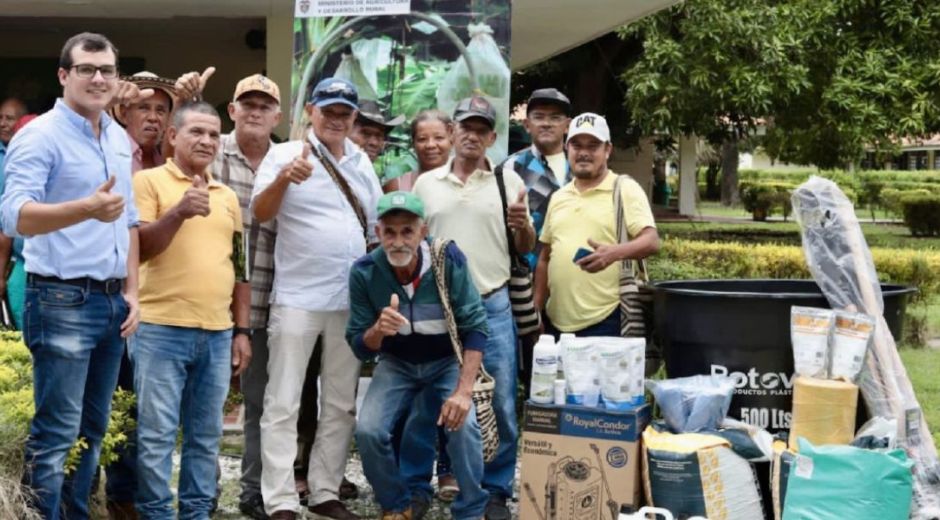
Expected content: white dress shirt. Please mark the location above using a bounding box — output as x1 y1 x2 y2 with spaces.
252 130 381 311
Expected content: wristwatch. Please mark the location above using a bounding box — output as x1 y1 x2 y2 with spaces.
234 327 253 339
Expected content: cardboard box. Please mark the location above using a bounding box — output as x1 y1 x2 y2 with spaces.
519 402 651 520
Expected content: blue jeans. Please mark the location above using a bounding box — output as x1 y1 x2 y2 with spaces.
398 287 518 500
21 279 127 520
546 308 620 338
356 355 487 520
129 322 231 520
478 287 518 498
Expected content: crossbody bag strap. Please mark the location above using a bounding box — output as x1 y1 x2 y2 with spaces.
308 139 369 242
493 164 524 268
430 238 465 366
613 174 649 282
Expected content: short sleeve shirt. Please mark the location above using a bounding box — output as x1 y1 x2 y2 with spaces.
134 159 243 330
413 158 530 295
540 171 655 331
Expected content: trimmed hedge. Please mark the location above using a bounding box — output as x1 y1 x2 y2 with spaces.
740 181 795 221
901 194 940 236
733 169 940 220
651 239 940 304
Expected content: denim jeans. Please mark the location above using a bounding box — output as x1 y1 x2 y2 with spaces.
478 287 518 499
129 322 232 520
21 279 127 520
399 287 518 500
545 308 620 338
356 355 488 520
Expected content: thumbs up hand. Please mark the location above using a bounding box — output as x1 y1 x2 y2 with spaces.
507 187 529 231
176 173 211 219
113 80 155 108
85 175 126 222
373 292 410 339
279 141 314 185
174 66 216 102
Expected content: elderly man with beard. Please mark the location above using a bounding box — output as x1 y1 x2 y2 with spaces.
534 113 659 338
349 191 489 520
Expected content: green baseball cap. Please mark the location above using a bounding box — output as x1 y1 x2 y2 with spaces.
377 191 425 219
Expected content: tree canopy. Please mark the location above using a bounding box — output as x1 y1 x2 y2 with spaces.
621 0 940 170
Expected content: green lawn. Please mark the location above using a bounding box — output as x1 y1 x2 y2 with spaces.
900 348 940 449
659 220 940 250
694 200 899 223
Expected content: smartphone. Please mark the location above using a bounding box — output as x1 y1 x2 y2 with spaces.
573 247 593 262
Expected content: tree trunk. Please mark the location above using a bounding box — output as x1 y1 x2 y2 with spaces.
705 162 721 200
720 138 740 206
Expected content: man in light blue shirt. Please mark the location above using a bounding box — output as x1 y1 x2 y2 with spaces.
0 32 141 520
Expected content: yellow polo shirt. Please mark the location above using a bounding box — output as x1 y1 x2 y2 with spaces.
539 171 655 331
134 159 243 330
413 158 530 295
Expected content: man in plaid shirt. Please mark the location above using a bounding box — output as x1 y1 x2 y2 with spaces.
211 74 281 519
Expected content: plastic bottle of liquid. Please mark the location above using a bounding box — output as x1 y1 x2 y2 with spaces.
557 333 575 379
530 335 558 404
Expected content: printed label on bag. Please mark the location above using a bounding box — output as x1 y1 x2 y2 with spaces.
794 455 814 479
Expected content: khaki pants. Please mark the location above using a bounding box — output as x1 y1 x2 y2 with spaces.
260 305 360 514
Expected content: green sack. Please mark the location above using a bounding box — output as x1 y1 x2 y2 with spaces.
782 438 913 520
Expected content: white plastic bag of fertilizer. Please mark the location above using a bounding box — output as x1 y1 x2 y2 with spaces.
790 306 834 379
596 337 634 410
563 337 600 406
829 310 875 382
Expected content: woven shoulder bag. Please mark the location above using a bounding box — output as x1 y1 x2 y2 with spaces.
429 238 499 463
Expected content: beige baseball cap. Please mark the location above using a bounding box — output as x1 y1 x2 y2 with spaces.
232 74 280 104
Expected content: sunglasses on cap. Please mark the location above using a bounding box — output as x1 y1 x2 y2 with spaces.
312 81 358 106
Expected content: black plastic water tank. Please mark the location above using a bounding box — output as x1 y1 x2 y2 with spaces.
653 279 915 433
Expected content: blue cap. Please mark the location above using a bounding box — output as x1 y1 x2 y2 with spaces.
309 78 358 109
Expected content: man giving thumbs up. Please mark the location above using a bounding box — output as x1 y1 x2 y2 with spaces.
0 32 142 518
132 101 252 518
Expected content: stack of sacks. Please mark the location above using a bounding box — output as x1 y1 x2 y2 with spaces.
643 376 772 520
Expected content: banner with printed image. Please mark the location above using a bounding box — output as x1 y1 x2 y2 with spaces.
291 0 512 183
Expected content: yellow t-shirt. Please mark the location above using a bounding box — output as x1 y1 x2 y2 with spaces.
413 158 530 295
134 159 243 330
539 171 655 331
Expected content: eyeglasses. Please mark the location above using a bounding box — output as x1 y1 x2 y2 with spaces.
69 64 119 79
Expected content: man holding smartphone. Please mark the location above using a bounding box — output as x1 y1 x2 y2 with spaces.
533 113 659 337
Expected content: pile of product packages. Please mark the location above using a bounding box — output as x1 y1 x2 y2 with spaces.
519 177 940 520
521 309 912 520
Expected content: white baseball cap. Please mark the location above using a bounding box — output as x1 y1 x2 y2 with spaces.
566 112 610 144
